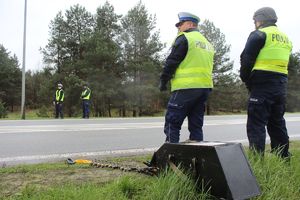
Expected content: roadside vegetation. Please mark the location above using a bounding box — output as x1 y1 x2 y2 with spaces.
1 142 300 199
4 109 166 120
1 1 300 120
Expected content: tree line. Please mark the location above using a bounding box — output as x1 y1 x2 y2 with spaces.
0 1 299 118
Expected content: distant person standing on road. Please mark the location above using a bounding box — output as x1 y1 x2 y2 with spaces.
240 7 292 158
81 83 91 119
53 83 64 119
159 12 214 143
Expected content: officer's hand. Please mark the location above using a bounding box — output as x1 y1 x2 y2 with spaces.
159 80 167 91
245 82 251 92
53 101 56 106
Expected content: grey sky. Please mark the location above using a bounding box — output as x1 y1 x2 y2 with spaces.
0 0 299 72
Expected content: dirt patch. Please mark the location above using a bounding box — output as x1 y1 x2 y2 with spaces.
0 157 150 199
1 168 122 197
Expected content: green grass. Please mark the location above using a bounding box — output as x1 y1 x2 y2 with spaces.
3 109 164 120
10 175 150 200
248 141 300 200
1 142 300 199
6 110 40 120
3 109 299 120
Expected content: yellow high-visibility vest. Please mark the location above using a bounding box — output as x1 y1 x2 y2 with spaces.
55 89 64 102
171 31 214 92
253 26 292 74
81 88 91 100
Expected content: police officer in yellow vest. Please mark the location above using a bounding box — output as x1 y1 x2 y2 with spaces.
53 83 64 119
81 84 91 119
159 12 214 143
240 7 292 158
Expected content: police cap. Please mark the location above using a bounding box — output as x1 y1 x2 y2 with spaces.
175 12 200 27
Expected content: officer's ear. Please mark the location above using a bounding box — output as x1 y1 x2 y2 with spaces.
191 21 198 28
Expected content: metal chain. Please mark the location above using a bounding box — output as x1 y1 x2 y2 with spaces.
90 161 159 176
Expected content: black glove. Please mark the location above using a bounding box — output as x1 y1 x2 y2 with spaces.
245 81 251 92
159 80 167 91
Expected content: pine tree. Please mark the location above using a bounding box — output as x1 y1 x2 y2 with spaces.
287 52 300 112
199 20 236 114
0 44 21 112
120 1 164 116
84 1 123 117
41 11 66 74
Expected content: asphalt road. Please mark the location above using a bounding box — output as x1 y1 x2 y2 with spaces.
1 114 300 165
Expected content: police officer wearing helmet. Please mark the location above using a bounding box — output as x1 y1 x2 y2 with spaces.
53 83 64 119
240 7 292 158
159 12 214 143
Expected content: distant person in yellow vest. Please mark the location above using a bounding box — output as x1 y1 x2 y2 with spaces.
81 84 91 119
159 12 214 143
240 7 292 158
53 83 64 119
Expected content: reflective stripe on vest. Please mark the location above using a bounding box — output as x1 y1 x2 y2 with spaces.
56 89 64 102
253 26 292 74
81 88 91 100
171 31 214 91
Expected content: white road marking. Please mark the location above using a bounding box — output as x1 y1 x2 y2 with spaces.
228 134 300 144
1 135 300 163
0 148 158 163
1 117 299 134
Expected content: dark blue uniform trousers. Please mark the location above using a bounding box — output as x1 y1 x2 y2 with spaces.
82 100 90 118
247 83 289 157
55 102 63 119
164 88 210 143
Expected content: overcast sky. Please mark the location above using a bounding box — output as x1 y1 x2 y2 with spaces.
0 0 299 72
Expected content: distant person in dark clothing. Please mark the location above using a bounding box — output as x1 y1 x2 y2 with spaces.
81 84 91 119
53 83 64 119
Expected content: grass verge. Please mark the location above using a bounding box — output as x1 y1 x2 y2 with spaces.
1 142 300 199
